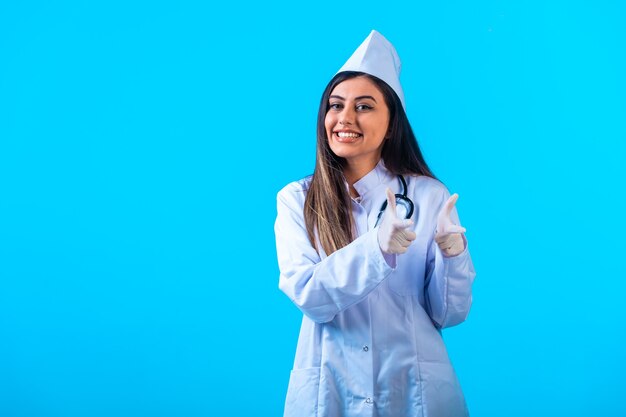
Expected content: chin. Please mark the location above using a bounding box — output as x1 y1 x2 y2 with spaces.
328 146 356 160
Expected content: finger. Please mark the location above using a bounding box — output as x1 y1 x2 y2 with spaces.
435 233 463 253
396 231 416 246
396 218 414 229
391 220 413 234
385 188 397 218
435 231 460 244
446 225 466 234
437 225 466 236
434 233 449 245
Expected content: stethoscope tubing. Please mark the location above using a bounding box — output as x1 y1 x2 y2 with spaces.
374 175 415 227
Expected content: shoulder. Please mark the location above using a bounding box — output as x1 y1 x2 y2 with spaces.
276 175 313 209
406 175 450 204
277 175 313 198
407 175 448 194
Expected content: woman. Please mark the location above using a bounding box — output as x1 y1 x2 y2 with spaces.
274 30 476 417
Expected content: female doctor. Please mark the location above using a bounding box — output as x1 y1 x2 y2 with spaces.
274 30 476 417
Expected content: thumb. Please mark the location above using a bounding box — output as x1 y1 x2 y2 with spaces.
437 193 458 230
443 193 459 217
385 188 397 219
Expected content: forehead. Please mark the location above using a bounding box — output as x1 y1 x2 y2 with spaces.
330 76 384 99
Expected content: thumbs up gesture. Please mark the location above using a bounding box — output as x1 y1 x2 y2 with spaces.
435 193 466 257
378 188 416 254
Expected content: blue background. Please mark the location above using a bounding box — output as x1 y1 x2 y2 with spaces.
1 1 625 416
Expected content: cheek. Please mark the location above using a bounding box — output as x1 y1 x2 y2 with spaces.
324 114 334 135
374 116 390 138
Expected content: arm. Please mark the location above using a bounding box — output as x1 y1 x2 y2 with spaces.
275 184 394 323
424 189 476 329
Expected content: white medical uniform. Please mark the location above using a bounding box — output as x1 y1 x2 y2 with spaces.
275 160 476 417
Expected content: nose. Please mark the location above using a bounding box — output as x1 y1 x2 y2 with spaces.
339 107 355 126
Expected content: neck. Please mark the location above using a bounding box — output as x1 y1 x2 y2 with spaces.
343 157 381 197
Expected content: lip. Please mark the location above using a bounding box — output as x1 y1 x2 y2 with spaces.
334 129 362 134
333 131 362 143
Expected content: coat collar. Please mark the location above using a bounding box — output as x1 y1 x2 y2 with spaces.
350 159 396 199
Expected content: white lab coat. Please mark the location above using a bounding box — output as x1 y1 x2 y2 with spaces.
275 160 476 417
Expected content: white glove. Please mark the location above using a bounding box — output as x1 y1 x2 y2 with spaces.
435 193 467 257
378 188 416 254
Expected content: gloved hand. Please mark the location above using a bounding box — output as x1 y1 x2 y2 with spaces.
435 193 467 257
378 188 416 254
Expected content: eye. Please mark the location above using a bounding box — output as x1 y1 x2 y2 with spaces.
329 103 343 111
356 104 373 111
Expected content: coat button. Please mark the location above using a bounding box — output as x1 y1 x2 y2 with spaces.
362 345 369 352
365 397 373 404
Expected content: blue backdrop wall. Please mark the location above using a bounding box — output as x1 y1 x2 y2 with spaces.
1 1 625 416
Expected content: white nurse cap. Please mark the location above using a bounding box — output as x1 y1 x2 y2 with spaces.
336 30 405 110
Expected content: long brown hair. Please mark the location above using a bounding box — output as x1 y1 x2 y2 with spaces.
304 71 436 255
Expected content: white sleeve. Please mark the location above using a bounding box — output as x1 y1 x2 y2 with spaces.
424 188 476 329
275 184 395 323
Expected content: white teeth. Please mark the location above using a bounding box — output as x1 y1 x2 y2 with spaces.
337 132 361 138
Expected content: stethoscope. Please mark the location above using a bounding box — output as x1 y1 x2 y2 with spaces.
374 175 415 227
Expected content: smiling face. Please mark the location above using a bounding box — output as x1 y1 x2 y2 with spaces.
325 76 390 170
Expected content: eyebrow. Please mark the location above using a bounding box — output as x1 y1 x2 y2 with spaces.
329 95 377 103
